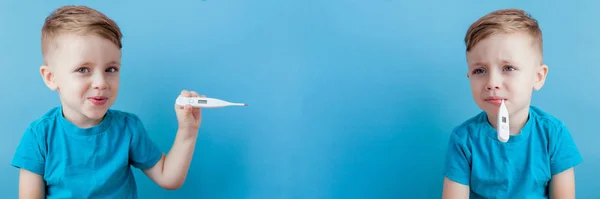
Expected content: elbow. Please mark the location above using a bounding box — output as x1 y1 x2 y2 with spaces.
160 180 184 190
163 185 181 191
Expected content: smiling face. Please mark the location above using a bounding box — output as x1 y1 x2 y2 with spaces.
466 32 547 119
40 33 121 128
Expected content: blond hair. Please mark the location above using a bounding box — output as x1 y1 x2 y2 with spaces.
464 9 543 61
41 5 123 64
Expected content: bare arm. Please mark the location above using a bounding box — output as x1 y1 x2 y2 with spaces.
142 90 202 190
19 169 45 199
442 177 469 199
142 130 198 190
549 168 576 199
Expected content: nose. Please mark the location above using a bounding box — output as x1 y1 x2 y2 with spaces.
92 73 108 90
485 72 502 91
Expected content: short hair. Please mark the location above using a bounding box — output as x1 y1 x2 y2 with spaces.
41 5 123 64
464 9 543 61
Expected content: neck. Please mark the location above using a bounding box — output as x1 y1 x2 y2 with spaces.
61 106 103 128
488 107 529 135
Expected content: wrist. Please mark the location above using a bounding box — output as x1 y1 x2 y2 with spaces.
177 124 199 132
176 127 199 140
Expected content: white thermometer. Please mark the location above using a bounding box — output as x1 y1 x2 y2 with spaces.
176 96 247 108
497 99 510 142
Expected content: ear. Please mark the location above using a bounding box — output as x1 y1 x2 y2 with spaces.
40 65 58 90
533 64 548 91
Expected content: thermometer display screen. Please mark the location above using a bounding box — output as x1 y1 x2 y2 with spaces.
502 116 506 123
198 100 207 104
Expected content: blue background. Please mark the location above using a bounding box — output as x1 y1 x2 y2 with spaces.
1 0 598 198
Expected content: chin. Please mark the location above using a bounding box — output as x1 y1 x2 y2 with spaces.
84 108 109 120
476 101 499 116
86 112 107 120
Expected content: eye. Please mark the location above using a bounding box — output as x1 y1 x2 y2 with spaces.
106 67 119 73
472 68 486 74
503 65 516 71
76 67 90 73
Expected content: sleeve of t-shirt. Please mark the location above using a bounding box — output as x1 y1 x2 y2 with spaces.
442 129 472 186
129 114 164 170
549 123 583 176
11 123 46 176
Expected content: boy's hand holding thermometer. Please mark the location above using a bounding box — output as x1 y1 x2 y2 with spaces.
174 91 246 136
497 99 510 142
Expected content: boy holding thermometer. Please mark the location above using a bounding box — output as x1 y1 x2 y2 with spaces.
10 5 228 198
442 9 582 199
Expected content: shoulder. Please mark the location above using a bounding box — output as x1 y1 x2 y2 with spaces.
24 107 62 137
528 106 582 174
529 106 569 138
443 111 490 185
10 107 64 175
13 107 64 158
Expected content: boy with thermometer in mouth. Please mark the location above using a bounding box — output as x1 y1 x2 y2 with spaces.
442 8 582 199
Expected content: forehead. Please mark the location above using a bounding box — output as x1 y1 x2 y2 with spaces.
466 32 539 67
46 33 121 67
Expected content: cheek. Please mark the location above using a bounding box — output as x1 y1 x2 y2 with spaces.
108 76 120 89
507 75 533 91
469 82 484 99
470 80 484 91
60 77 87 93
506 83 531 102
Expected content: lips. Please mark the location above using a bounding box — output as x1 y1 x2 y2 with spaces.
88 96 108 106
484 96 506 106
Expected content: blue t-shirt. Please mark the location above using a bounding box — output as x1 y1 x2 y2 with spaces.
11 106 163 198
443 106 582 198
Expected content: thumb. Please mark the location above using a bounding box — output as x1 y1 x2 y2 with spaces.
183 104 193 114
177 104 193 117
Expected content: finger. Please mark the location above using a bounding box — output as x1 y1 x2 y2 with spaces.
180 90 191 97
176 102 185 109
175 90 188 109
192 106 201 118
190 91 200 97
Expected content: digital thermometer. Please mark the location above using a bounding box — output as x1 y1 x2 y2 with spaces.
176 96 247 108
497 99 510 142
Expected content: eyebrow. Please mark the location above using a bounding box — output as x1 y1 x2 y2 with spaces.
80 61 121 66
78 60 120 67
498 59 517 66
470 59 515 68
106 60 121 66
469 61 487 68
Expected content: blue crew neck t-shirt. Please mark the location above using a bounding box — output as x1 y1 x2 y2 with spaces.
11 106 164 198
443 106 583 198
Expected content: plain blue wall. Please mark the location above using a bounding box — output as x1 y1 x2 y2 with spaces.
1 0 598 198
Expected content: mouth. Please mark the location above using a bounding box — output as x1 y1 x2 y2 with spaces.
484 96 507 105
88 96 108 106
